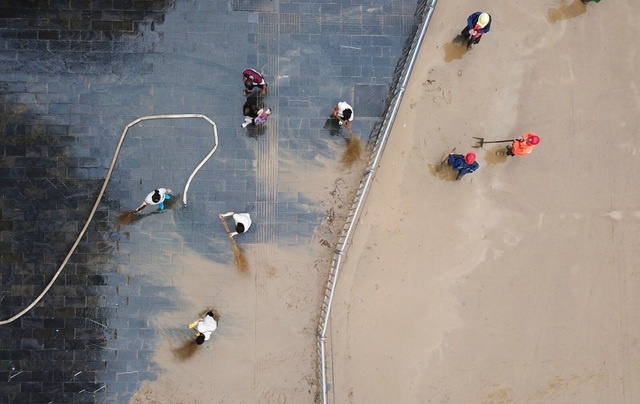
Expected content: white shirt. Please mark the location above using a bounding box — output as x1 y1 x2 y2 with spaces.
144 188 168 205
233 213 252 233
337 101 354 121
196 315 217 341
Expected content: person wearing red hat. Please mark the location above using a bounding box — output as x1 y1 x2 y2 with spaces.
447 151 479 180
506 132 540 156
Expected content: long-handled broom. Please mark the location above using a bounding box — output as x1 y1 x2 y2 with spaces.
219 214 249 273
337 116 362 167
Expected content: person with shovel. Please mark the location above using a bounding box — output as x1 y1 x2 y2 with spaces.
448 151 479 180
219 211 252 238
506 132 540 156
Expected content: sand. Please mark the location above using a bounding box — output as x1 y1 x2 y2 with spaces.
130 145 366 403
132 1 640 403
330 1 640 403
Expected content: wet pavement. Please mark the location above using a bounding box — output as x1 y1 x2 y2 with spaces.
0 0 422 402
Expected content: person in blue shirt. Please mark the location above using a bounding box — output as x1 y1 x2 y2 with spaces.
458 12 492 50
448 152 479 180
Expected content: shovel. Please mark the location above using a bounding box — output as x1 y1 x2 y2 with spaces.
472 137 513 148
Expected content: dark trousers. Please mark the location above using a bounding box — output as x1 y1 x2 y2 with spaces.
460 28 481 45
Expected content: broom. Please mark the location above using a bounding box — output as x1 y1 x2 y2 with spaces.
116 210 141 227
337 116 362 167
218 215 249 273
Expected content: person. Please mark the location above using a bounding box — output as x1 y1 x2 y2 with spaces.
242 108 272 128
459 12 492 50
506 132 540 156
448 152 479 180
242 100 259 127
135 188 172 212
332 101 354 129
219 211 252 238
242 68 268 96
189 311 217 345
581 0 600 3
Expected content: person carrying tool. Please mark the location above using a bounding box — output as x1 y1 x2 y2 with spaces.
506 132 540 156
448 151 479 180
219 211 252 238
458 12 492 50
189 311 218 345
135 188 172 212
332 101 354 129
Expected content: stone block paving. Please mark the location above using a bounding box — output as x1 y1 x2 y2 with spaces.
0 0 421 401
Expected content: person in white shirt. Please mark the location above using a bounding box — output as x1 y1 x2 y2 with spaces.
332 101 354 129
189 311 218 345
135 188 172 212
219 211 252 238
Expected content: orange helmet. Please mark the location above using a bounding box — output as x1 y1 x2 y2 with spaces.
464 152 476 164
525 133 540 145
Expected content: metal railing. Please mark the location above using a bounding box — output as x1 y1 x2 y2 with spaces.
316 1 438 402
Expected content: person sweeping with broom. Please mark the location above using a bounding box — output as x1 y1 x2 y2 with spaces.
219 211 252 238
135 187 173 212
219 211 251 272
332 101 354 129
331 101 361 166
189 311 218 345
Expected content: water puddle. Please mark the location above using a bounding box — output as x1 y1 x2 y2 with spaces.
547 0 587 23
485 146 509 165
443 38 470 63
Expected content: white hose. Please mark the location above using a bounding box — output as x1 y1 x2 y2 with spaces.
0 114 218 325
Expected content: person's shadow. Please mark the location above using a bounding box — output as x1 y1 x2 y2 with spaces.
323 115 347 138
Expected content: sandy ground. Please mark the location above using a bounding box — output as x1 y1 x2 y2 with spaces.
130 1 640 403
330 1 640 403
130 145 365 403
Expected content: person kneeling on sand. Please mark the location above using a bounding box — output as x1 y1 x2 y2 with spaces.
448 152 479 180
135 188 172 212
219 211 252 238
189 311 218 345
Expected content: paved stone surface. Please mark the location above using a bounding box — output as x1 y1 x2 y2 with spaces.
0 0 422 402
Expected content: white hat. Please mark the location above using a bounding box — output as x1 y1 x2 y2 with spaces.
478 13 490 28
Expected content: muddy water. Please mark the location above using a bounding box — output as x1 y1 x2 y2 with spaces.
443 39 470 63
547 0 588 24
484 146 509 165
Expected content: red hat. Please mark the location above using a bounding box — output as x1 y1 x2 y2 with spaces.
464 152 476 164
525 133 540 145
